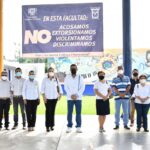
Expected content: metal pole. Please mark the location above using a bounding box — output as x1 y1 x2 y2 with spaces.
122 0 132 77
0 0 3 75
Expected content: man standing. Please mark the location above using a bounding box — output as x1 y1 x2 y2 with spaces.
0 71 11 130
64 64 85 133
11 68 26 130
130 69 139 127
22 70 40 131
112 66 131 130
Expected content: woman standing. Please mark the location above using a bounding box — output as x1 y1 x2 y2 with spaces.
41 67 63 132
94 71 112 133
133 74 150 132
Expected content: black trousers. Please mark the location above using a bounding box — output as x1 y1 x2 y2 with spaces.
13 96 26 126
0 99 10 128
45 99 57 128
25 100 38 128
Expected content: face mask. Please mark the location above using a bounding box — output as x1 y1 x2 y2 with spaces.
49 72 54 77
118 70 124 75
71 69 77 75
99 75 105 80
15 72 22 77
2 76 7 81
29 75 35 80
133 72 138 77
140 79 146 84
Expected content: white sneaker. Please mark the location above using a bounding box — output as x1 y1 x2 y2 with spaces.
76 128 82 133
66 127 72 133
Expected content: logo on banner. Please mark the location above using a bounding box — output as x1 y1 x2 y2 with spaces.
90 7 100 19
28 8 37 16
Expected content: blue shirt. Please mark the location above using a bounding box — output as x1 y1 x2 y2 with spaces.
112 75 131 100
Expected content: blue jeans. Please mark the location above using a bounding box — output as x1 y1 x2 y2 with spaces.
115 99 129 126
135 103 150 129
67 100 82 128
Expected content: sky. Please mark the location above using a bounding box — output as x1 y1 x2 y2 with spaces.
3 0 150 60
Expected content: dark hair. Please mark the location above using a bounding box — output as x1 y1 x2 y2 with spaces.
48 67 54 72
132 69 138 72
117 65 123 70
98 71 105 76
15 67 22 72
70 64 77 68
139 74 147 79
29 70 34 74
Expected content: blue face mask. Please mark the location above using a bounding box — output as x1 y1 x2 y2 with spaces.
15 72 22 77
29 75 35 80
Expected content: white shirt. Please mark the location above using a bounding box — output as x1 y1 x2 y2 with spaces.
41 77 63 100
11 77 25 96
133 83 150 104
22 79 40 100
0 80 11 98
94 80 111 99
64 74 85 100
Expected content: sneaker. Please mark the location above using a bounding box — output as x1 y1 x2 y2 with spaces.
76 128 82 133
12 125 18 130
130 123 134 127
46 127 50 132
99 128 103 133
113 125 119 130
144 129 149 132
136 128 140 132
66 127 72 133
102 128 106 132
124 125 130 130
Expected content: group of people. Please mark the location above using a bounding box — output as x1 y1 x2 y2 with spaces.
0 64 149 133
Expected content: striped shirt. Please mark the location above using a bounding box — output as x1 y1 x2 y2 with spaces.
112 75 131 100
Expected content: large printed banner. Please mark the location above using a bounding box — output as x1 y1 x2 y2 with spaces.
22 3 103 57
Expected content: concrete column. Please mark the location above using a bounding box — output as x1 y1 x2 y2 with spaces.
122 0 132 77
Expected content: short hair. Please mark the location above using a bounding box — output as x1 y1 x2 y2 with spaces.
15 67 22 72
29 70 34 74
1 71 7 76
132 69 138 72
98 71 105 76
48 67 54 72
139 74 147 79
117 65 124 70
70 64 77 68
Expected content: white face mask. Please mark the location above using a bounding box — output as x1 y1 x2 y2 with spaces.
49 72 54 77
140 79 146 84
2 76 7 81
118 70 124 75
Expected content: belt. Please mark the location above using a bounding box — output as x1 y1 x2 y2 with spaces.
0 97 10 100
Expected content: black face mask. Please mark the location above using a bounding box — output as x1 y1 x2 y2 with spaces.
133 72 138 77
71 69 77 75
99 75 105 80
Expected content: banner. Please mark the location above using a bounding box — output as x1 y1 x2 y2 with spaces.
22 3 103 57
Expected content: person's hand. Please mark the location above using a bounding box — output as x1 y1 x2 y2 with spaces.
103 96 108 101
71 94 77 100
58 94 62 101
44 97 47 104
141 97 149 102
119 93 125 98
24 99 27 105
